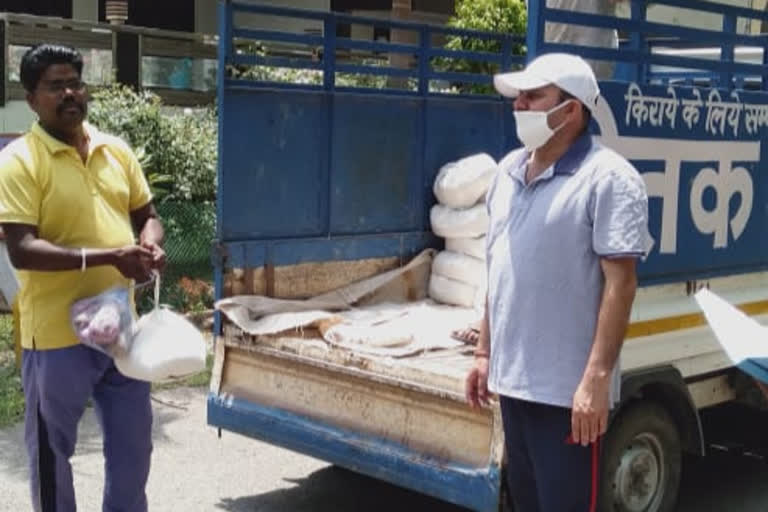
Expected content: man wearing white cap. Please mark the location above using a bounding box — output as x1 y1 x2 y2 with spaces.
465 53 651 511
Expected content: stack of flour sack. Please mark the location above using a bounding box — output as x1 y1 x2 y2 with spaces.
429 153 497 309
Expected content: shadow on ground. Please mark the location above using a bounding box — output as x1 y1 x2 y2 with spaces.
215 465 469 512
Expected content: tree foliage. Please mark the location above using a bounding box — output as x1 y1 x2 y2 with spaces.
88 85 217 201
440 0 527 93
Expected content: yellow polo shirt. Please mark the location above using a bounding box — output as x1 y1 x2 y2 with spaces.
0 122 152 350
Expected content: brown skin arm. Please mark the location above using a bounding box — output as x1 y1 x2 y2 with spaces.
465 297 492 408
571 257 638 446
2 223 153 281
130 202 166 270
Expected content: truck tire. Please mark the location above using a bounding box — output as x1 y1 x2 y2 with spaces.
599 401 682 512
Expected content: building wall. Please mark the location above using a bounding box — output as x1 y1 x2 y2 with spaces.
349 9 450 43
233 0 331 35
616 0 760 34
72 0 98 22
0 102 35 135
195 0 218 35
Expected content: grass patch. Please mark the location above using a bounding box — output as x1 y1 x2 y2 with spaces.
0 314 24 428
151 352 214 392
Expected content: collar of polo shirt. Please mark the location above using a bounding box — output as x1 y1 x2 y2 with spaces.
31 121 109 155
506 132 594 183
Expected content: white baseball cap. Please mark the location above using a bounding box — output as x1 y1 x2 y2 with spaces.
494 53 600 115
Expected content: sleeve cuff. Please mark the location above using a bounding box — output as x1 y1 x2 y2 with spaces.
0 215 39 225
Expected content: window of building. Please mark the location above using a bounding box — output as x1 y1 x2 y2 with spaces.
3 0 73 17
98 0 194 32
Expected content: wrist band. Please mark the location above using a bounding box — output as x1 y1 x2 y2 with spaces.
474 349 490 358
80 247 86 272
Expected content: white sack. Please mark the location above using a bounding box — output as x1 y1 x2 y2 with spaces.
432 250 485 287
445 236 486 261
430 203 489 238
433 153 497 208
428 273 477 308
115 276 206 382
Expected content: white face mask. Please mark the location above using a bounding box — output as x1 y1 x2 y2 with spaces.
513 100 572 151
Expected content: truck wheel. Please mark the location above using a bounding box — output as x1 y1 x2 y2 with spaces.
599 401 682 512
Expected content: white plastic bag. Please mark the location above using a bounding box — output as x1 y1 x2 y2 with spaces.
445 236 486 260
432 251 485 287
430 203 489 238
114 275 206 382
433 153 497 208
71 287 134 358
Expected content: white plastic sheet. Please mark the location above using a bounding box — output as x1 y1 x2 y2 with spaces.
694 288 768 383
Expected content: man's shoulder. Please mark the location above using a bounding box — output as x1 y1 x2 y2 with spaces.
489 148 525 196
0 133 38 172
498 147 526 171
587 140 643 181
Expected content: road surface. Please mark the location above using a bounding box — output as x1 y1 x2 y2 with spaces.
1 387 767 511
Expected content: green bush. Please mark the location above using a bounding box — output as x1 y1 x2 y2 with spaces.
438 0 527 94
88 85 217 202
0 314 23 427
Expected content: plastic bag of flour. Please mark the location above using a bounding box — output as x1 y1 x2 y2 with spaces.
428 273 478 308
432 250 485 287
430 203 489 238
445 236 486 261
433 153 497 208
71 287 134 358
114 274 206 382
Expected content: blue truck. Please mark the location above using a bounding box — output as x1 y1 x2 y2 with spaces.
207 1 768 510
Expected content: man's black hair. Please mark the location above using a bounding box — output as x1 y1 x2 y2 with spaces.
20 44 83 93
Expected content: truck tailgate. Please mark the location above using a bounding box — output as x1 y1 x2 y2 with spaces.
208 326 504 511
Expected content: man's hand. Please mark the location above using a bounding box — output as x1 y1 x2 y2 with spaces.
466 356 490 408
571 374 611 446
112 245 153 281
141 240 166 271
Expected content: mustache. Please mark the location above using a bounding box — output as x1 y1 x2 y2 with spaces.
56 100 85 115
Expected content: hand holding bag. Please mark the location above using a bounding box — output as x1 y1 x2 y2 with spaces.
114 273 207 382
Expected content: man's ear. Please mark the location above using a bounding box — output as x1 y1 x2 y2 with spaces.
26 92 36 112
566 99 581 118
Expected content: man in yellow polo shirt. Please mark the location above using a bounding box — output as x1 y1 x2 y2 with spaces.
0 44 165 512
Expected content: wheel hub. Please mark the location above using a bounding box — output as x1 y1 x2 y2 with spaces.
612 433 665 511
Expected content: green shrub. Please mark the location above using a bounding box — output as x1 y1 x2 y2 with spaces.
88 85 217 202
438 0 527 94
0 314 23 427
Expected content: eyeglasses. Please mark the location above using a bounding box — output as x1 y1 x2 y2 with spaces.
38 79 87 95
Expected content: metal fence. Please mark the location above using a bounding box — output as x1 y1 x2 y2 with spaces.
141 201 215 313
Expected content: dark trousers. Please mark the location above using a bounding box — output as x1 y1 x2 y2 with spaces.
500 395 600 512
22 345 153 512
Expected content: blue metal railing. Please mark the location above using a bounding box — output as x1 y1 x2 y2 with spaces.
222 1 768 95
528 0 768 90
223 1 525 96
